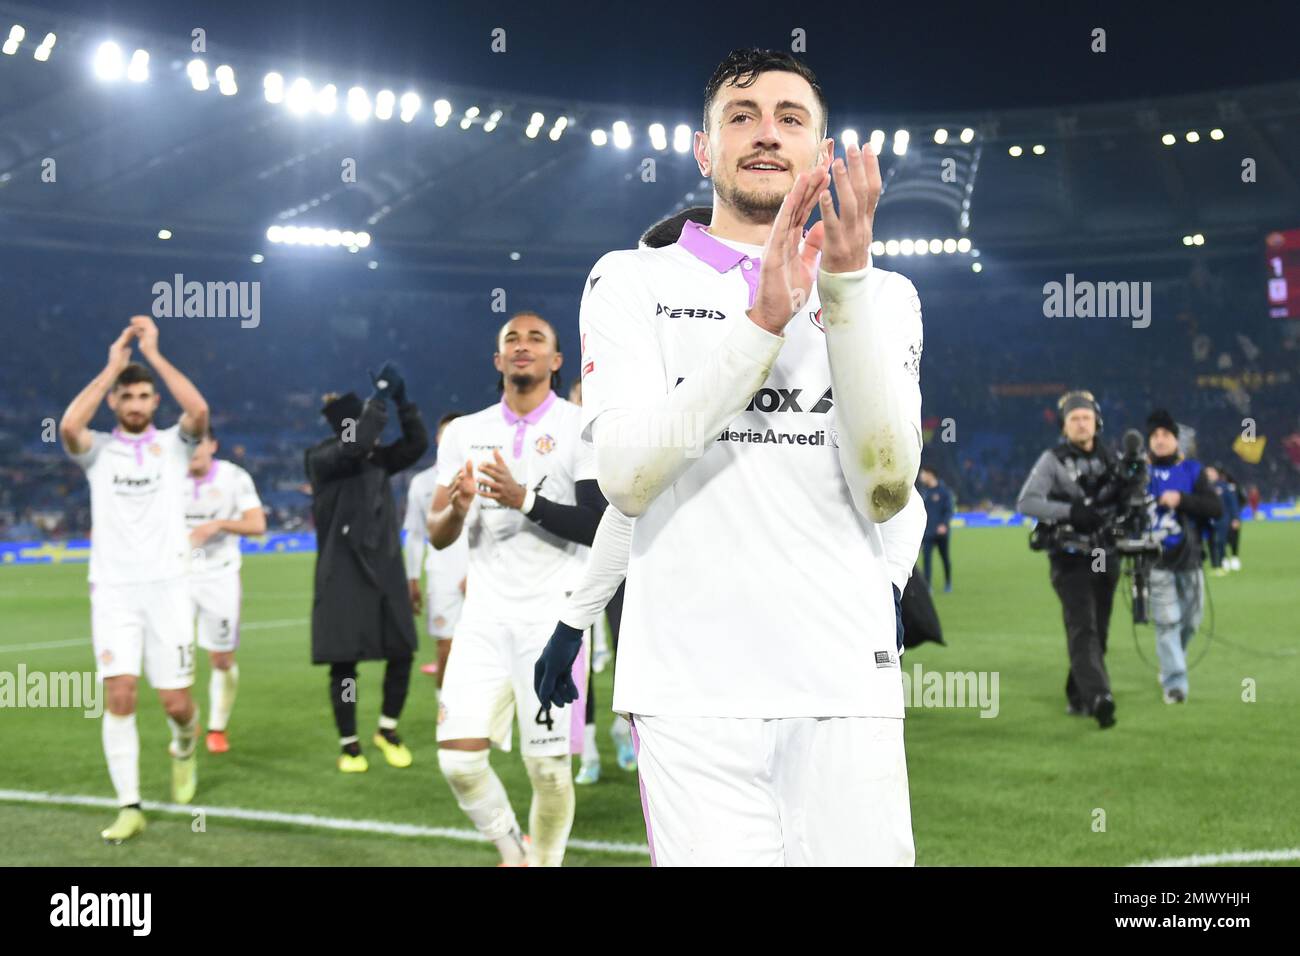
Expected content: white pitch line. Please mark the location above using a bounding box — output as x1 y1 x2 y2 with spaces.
1131 847 1300 867
0 618 309 655
0 788 650 857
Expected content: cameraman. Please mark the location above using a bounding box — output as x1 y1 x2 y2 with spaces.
1145 410 1221 704
1016 391 1120 729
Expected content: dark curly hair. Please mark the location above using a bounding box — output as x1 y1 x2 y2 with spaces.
703 48 828 138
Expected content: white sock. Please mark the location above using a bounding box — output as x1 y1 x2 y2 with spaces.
610 714 632 746
208 664 239 733
166 704 199 759
524 755 576 867
582 723 599 763
438 749 525 864
102 712 141 807
378 714 398 732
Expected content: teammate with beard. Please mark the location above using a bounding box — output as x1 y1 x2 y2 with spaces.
60 315 210 843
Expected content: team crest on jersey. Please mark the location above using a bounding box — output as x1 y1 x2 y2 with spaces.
148 443 162 456
437 702 447 725
534 434 556 455
810 308 825 332
99 649 114 665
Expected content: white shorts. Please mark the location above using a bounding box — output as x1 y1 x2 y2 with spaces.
91 578 196 690
426 585 463 640
629 714 914 867
189 570 242 652
437 617 586 757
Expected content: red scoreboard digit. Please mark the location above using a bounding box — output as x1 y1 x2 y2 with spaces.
1265 229 1300 318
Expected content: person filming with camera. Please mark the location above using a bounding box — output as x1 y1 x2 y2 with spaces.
1016 391 1121 730
1143 410 1221 704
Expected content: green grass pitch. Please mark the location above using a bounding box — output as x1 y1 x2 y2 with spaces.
1 522 1296 866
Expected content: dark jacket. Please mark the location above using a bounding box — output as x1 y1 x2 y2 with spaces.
1016 439 1118 556
305 397 429 663
921 483 954 539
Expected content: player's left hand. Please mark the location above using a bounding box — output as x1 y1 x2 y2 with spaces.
806 139 881 275
129 314 160 356
477 449 526 509
534 621 584 709
1158 490 1182 509
189 521 222 546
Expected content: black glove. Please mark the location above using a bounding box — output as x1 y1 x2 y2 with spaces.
533 621 584 711
368 361 406 404
1068 501 1104 533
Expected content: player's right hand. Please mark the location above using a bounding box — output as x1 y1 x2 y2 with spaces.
449 461 476 516
534 621 584 709
108 326 137 372
407 579 423 614
746 143 832 336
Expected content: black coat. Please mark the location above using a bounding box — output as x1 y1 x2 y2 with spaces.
305 397 428 664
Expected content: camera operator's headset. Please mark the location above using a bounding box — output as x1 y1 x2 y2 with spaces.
1056 389 1103 433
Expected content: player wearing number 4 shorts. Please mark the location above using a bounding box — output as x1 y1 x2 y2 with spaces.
60 315 210 844
428 312 608 867
184 429 266 754
555 50 925 865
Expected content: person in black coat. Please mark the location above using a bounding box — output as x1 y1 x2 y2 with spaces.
305 363 429 772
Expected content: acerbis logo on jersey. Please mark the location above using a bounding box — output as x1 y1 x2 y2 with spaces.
656 303 726 321
745 386 834 414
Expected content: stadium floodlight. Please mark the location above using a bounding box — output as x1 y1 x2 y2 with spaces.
399 92 421 123
315 83 337 115
942 238 957 253
251 253 264 263
215 64 236 95
1032 144 1045 155
899 239 915 255
186 58 208 91
3 38 17 55
510 251 521 261
346 86 371 122
933 128 948 145
285 78 313 115
433 98 452 126
956 237 972 253
1161 132 1176 146
971 248 980 258
1210 128 1224 140
612 121 632 150
591 129 608 146
649 123 667 150
484 109 503 132
884 239 899 256
1185 130 1200 143
914 239 929 256
530 111 545 127
126 49 149 83
157 229 172 240
1182 235 1193 246
3 24 21 55
929 239 943 254
263 72 284 104
868 129 885 156
972 261 982 273
1008 144 1022 157
93 41 125 81
34 33 55 61
325 229 342 247
460 105 480 130
891 129 909 156
357 231 371 248
841 128 859 147
870 240 884 256
959 127 975 144
1192 233 1204 245
279 226 298 245
368 260 378 270
673 124 691 153
266 225 284 243
375 89 395 120
341 230 356 246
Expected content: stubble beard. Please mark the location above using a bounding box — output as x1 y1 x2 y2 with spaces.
713 173 785 225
